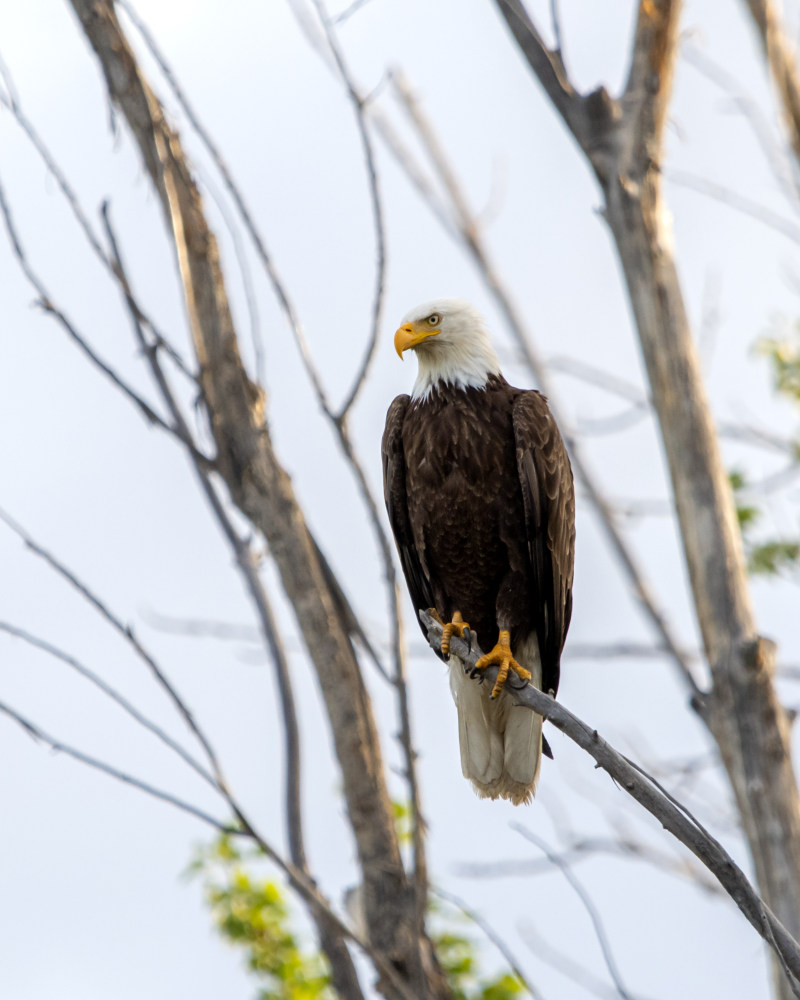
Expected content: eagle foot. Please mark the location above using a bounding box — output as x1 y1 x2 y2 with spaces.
440 611 471 656
474 630 531 700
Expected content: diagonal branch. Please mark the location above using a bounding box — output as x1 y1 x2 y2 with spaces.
101 167 364 999
421 611 800 994
309 0 387 422
490 6 800 996
431 886 543 1000
0 697 419 1000
510 825 643 1000
0 507 226 783
0 176 170 436
0 620 218 790
66 3 449 995
742 0 800 172
0 700 231 830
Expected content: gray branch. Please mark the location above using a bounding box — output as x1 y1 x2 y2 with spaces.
421 610 800 992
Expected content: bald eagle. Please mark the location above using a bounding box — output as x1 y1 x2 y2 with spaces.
382 299 575 804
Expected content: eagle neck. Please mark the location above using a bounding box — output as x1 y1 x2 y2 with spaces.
410 353 503 402
411 372 508 407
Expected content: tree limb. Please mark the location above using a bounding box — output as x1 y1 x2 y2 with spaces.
421 610 800 994
490 4 800 995
66 3 449 995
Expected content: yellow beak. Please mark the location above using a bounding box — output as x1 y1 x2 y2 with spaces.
394 322 440 359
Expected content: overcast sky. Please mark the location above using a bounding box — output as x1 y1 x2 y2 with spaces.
2 2 800 998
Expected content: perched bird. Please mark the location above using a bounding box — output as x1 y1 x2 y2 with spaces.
382 299 575 804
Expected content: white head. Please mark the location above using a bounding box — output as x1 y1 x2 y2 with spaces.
393 298 502 400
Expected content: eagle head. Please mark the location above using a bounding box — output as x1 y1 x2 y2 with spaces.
393 298 502 400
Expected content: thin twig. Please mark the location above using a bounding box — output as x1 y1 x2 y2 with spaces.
0 507 225 784
333 0 375 25
521 921 629 1000
684 42 800 209
548 353 796 456
668 168 800 244
459 834 721 896
0 55 195 380
115 0 333 416
310 0 387 421
0 175 170 435
432 885 544 999
0 621 218 790
102 202 364 997
0 694 413 1000
510 825 647 1000
0 700 230 831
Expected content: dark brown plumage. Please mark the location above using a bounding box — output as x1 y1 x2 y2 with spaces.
383 375 574 700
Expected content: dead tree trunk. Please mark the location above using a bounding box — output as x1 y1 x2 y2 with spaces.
67 2 452 997
492 2 800 996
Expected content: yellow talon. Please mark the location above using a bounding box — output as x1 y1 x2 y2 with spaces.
474 629 531 699
440 611 471 656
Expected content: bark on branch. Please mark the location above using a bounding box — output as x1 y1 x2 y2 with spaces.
66 2 450 996
421 611 800 995
491 2 800 996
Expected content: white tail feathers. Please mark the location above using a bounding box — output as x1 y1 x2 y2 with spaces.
448 633 543 805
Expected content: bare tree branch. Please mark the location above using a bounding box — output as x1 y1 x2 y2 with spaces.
101 188 364 999
0 507 226 781
683 42 800 209
742 0 800 174
115 0 334 418
510 825 649 1000
521 921 631 1000
0 696 422 1000
422 610 800 993
0 176 172 435
489 6 800 995
668 168 800 244
309 0 387 422
65 4 449 994
0 700 231 831
431 885 544 1000
0 620 218 790
459 832 722 897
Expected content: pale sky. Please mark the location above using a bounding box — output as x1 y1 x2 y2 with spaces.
2 2 800 998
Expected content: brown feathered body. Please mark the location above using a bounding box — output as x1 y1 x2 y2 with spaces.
383 373 575 804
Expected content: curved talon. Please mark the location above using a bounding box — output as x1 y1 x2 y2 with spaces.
440 611 471 656
473 629 532 699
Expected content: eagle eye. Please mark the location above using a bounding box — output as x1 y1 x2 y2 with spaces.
427 313 441 326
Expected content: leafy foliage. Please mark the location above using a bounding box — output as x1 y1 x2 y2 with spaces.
431 922 524 1000
189 834 333 1000
729 469 800 577
757 332 800 405
191 829 526 1000
727 329 800 577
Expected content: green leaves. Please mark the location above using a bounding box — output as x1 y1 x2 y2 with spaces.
190 830 527 1000
189 834 333 1000
729 469 800 577
429 900 525 1000
746 539 800 576
727 328 800 578
757 333 800 405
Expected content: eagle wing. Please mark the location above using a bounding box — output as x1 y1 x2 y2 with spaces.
382 395 438 645
512 391 575 697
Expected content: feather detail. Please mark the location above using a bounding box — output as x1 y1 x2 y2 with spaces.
448 633 543 805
